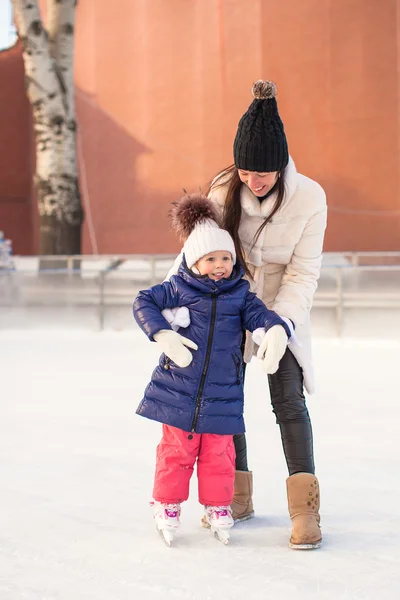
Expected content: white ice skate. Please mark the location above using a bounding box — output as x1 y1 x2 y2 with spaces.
151 501 181 546
203 505 234 545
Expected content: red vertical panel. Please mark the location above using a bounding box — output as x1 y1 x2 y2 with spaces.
0 43 33 255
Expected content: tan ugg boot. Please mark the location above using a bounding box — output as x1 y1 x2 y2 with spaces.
231 470 254 522
286 473 322 549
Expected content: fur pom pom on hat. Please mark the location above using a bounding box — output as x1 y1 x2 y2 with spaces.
170 193 220 241
252 79 277 100
170 193 236 269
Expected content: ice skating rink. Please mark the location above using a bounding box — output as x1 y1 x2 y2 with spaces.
1 329 399 600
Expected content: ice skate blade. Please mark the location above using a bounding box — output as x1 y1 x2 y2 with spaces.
233 511 254 524
289 539 322 550
157 526 174 547
213 528 230 545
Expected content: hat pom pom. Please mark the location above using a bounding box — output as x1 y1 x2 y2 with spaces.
252 80 277 100
170 193 219 240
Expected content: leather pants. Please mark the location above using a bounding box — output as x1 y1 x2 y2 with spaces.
234 347 315 476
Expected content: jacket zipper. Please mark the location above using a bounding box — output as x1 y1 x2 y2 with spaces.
190 293 217 433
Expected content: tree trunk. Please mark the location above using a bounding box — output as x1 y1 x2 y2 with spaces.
12 0 83 256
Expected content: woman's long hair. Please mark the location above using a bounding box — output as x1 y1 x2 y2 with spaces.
206 166 286 279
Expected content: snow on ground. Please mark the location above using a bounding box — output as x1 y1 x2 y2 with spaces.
1 329 400 600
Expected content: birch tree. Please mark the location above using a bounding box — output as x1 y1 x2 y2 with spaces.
12 0 83 255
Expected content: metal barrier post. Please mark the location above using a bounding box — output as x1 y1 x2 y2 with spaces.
150 256 156 285
336 267 343 335
98 271 105 331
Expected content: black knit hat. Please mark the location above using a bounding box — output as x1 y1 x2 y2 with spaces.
233 80 289 173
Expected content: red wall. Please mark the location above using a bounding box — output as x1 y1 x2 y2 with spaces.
0 42 32 255
2 0 400 254
74 0 400 253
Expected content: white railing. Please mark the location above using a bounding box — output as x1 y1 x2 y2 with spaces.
1 252 400 333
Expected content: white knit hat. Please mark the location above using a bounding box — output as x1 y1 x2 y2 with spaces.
170 194 236 269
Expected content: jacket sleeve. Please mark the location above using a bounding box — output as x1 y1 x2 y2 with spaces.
133 280 181 340
240 290 291 338
272 202 327 327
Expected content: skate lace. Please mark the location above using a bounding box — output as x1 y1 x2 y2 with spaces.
207 506 231 517
164 503 180 518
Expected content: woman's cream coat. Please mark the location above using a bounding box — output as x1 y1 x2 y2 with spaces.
167 157 327 394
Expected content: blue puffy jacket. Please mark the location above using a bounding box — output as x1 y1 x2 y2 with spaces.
133 259 290 435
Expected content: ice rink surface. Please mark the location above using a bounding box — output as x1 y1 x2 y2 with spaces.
1 329 399 599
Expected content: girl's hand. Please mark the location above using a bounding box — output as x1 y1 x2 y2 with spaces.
153 330 198 368
256 325 288 374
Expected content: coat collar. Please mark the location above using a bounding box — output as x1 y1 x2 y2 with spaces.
177 255 245 294
240 156 298 218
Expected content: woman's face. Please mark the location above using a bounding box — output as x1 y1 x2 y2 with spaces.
237 169 279 197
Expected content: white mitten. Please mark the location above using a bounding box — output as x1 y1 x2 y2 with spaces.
161 307 190 331
256 325 288 374
153 329 198 368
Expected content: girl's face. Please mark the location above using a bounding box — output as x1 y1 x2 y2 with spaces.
237 169 279 197
195 250 233 281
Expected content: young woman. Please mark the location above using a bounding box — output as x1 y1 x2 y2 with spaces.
167 80 327 549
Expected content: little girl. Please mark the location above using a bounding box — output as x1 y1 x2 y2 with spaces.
133 194 291 545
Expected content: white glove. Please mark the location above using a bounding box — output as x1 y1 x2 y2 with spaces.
256 325 288 374
153 329 198 368
161 307 190 331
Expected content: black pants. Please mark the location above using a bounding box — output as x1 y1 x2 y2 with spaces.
234 347 315 476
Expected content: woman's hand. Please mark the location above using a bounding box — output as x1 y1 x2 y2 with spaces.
161 306 190 331
153 330 198 367
256 325 288 374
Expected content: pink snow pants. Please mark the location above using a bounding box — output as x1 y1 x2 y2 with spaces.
153 424 236 506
